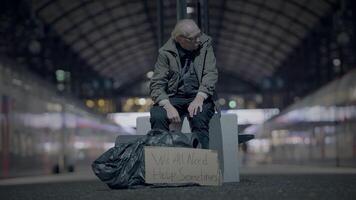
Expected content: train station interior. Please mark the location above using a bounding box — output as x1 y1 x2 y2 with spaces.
1 0 356 199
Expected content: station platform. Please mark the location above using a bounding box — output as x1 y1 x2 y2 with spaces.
1 165 355 200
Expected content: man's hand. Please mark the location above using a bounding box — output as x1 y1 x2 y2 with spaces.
163 103 181 123
188 95 205 117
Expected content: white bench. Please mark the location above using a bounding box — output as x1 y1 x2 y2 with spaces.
136 113 239 183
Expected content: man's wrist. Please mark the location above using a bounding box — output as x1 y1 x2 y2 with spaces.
197 92 208 100
195 92 207 102
163 103 173 109
158 99 170 107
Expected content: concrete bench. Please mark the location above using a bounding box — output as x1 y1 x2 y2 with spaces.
134 113 239 183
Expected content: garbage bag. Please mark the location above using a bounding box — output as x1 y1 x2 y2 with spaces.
91 129 194 189
144 129 191 147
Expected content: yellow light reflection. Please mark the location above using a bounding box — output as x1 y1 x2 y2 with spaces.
86 100 95 108
98 99 105 107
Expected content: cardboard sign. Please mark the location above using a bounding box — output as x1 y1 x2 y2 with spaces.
144 146 221 186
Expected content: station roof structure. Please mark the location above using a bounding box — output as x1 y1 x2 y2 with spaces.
29 0 338 95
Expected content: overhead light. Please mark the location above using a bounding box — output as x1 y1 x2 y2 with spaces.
56 70 65 82
126 99 134 106
86 100 95 108
98 99 105 107
187 7 194 14
218 98 226 105
228 100 236 108
138 98 146 106
146 71 154 79
332 58 341 67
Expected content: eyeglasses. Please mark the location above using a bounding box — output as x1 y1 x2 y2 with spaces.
183 33 202 43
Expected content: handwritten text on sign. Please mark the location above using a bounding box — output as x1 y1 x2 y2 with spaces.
144 147 221 186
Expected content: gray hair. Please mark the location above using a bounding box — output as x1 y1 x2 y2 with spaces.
171 19 201 40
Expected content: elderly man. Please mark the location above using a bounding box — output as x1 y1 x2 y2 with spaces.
149 19 218 149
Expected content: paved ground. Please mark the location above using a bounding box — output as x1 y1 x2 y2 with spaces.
1 165 356 200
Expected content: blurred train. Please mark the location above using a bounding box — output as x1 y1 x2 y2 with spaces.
0 57 134 178
246 69 356 167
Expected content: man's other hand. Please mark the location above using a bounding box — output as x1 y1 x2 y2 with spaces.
188 95 204 117
163 103 181 123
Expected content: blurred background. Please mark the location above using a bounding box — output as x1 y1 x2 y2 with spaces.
0 0 355 179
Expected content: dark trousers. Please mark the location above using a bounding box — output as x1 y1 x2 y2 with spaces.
150 96 215 149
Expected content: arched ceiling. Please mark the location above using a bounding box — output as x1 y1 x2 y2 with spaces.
32 0 337 93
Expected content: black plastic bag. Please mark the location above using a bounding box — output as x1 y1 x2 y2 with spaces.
91 129 195 189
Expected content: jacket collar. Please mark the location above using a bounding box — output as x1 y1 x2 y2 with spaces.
160 33 210 57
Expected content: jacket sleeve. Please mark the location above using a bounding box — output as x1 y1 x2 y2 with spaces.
198 39 218 96
150 51 170 104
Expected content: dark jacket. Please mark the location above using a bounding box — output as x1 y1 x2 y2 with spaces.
150 34 218 104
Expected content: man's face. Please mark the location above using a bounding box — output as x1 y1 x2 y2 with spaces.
176 31 202 51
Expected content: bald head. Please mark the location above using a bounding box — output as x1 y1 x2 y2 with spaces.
171 19 201 40
171 19 202 51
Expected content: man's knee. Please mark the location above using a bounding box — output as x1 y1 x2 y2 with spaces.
150 106 167 122
190 116 210 132
190 107 214 129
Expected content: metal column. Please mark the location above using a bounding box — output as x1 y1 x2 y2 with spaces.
157 0 164 48
177 0 187 20
197 0 209 34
